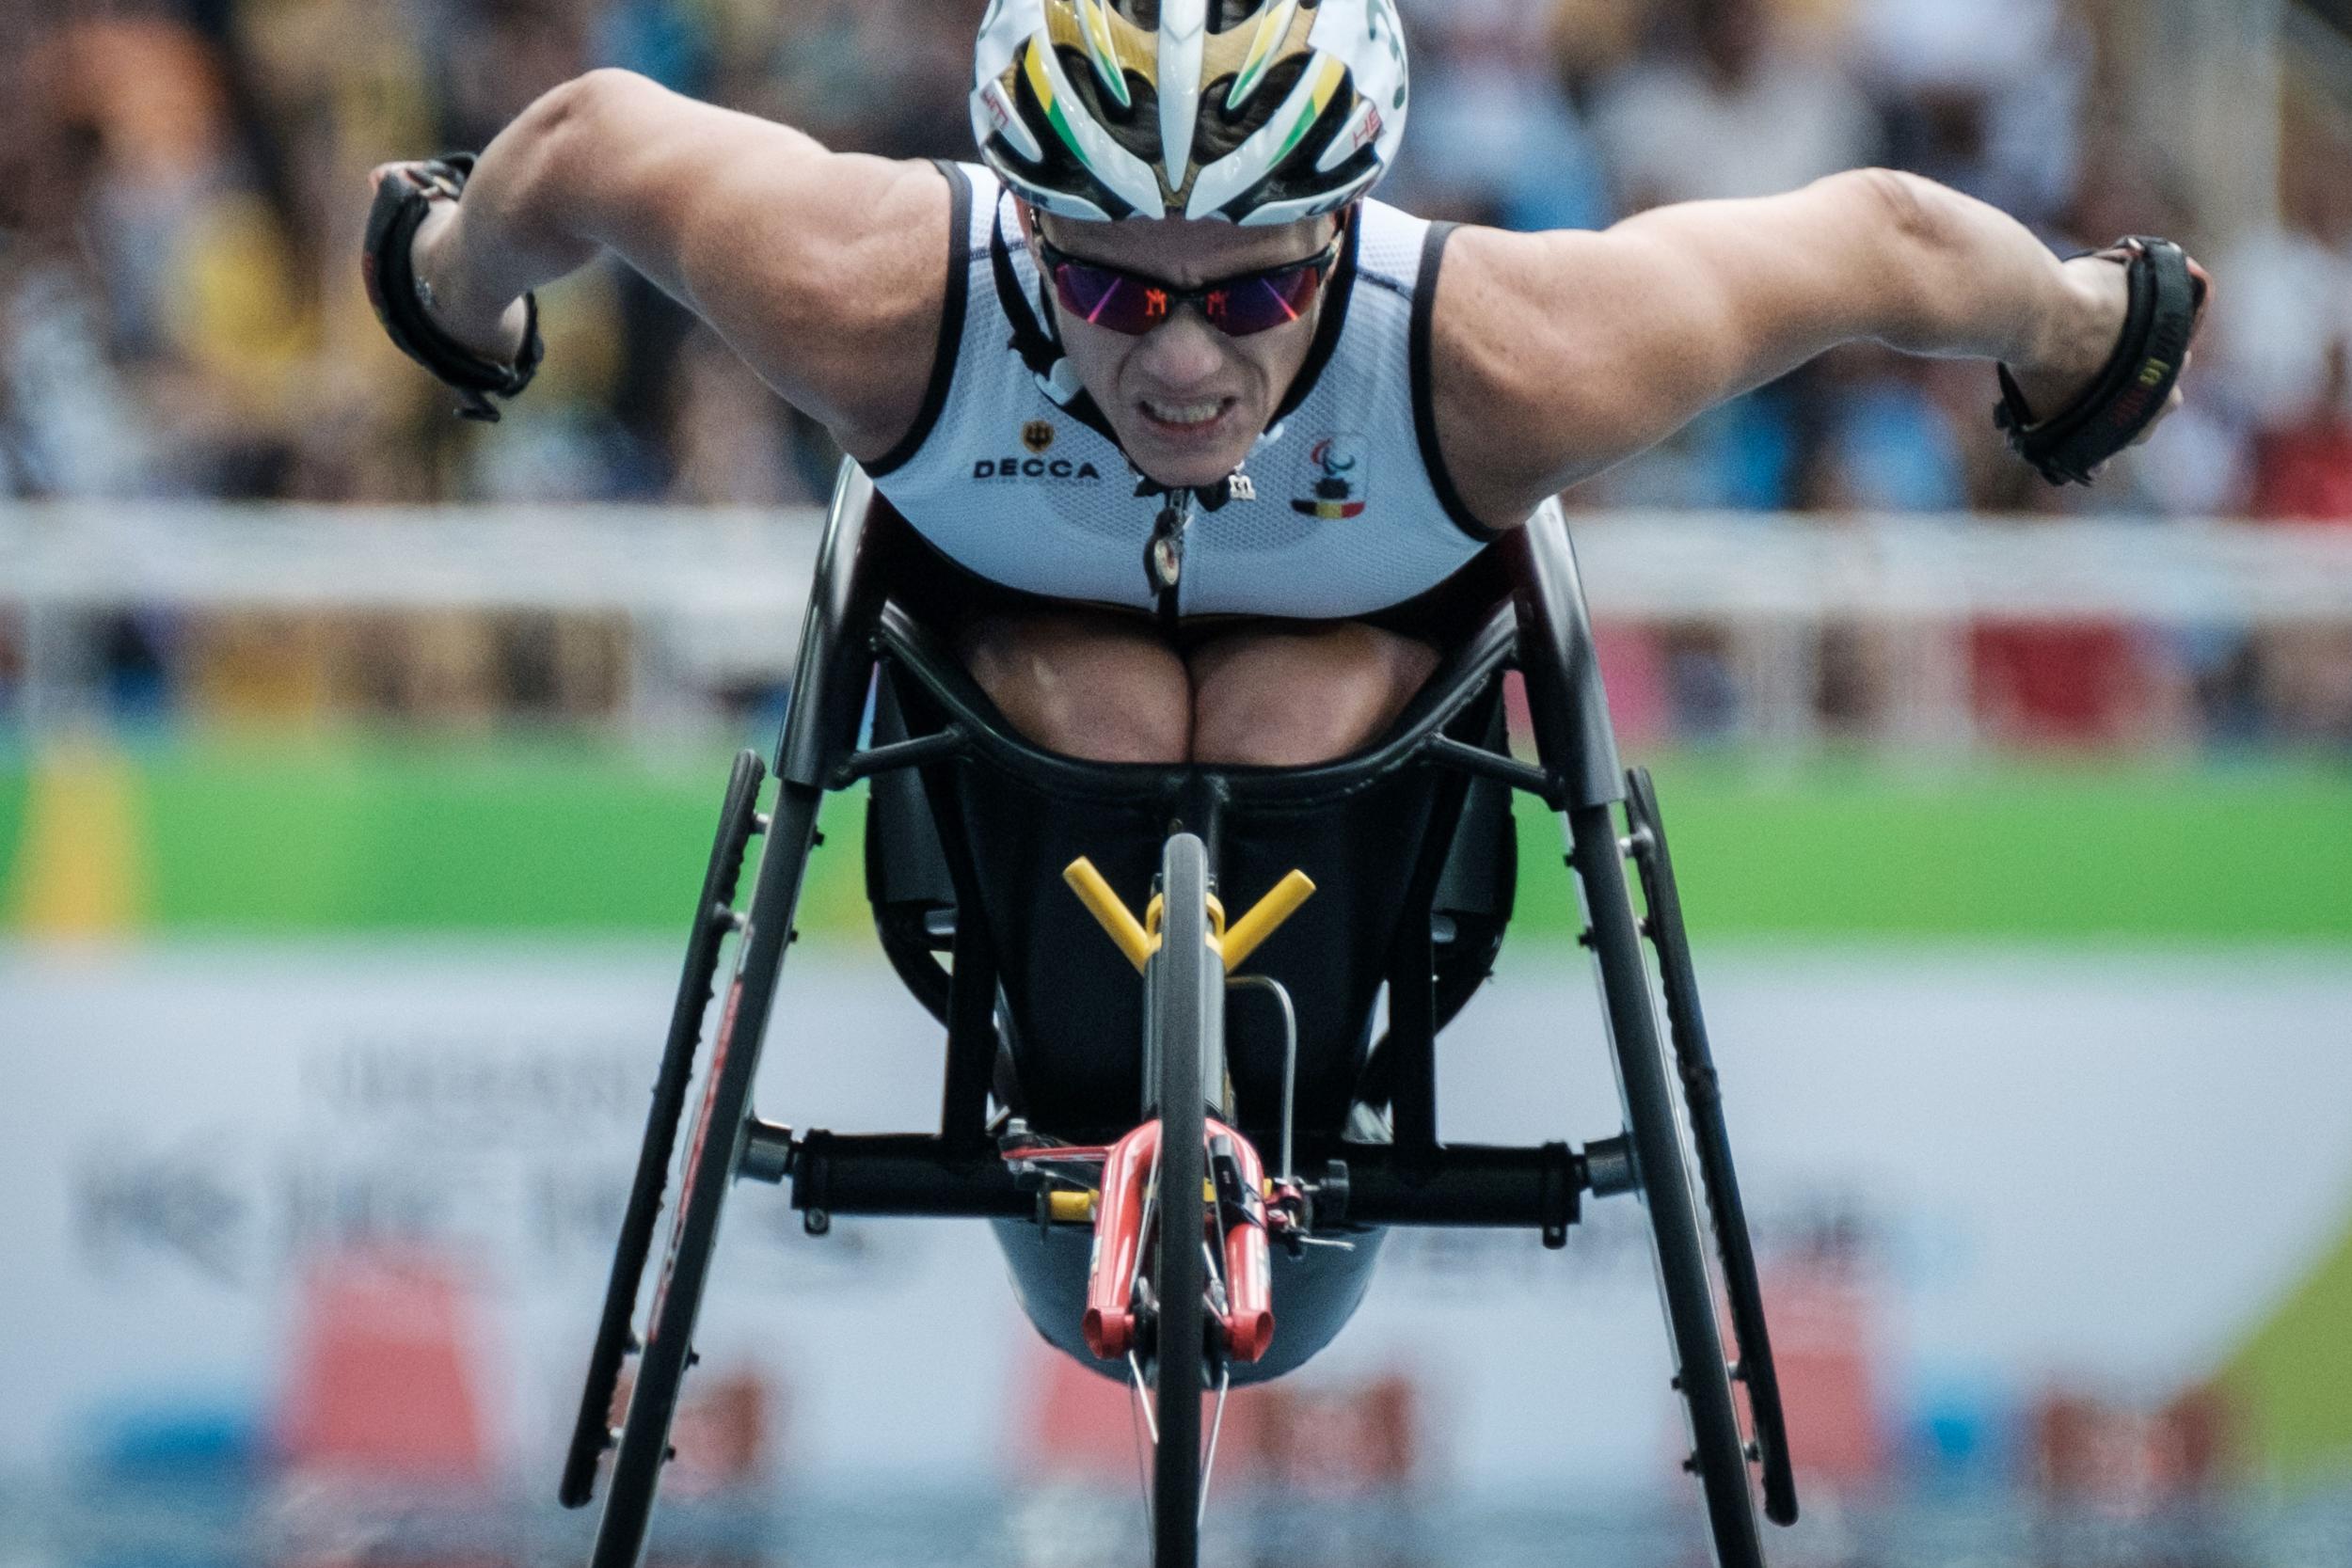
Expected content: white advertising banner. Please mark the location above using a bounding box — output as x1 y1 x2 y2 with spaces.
4 942 2350 1497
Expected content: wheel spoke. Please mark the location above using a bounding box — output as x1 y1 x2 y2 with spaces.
1127 1350 1160 1449
1127 1349 1157 1533
1199 1364 1232 1528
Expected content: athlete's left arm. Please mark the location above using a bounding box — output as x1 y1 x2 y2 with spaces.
1426 168 2206 528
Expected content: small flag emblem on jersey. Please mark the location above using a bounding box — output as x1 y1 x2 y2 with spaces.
1023 420 1057 454
1292 436 1369 519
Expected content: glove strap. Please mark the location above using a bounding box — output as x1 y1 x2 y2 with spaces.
1993 236 2202 486
362 153 544 423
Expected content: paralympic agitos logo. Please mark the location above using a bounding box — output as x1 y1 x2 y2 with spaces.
1292 435 1368 518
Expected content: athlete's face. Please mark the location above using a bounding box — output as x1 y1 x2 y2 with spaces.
1026 205 1342 490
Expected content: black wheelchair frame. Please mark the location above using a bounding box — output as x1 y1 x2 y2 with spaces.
559 461 1799 1567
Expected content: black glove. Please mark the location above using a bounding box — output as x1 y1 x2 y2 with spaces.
361 154 544 422
1994 236 2205 486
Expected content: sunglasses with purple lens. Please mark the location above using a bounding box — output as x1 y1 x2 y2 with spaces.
1037 235 1344 339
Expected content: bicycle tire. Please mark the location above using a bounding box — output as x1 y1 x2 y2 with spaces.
563 750 766 1510
588 780 825 1568
1628 767 1798 1528
1568 802 1765 1568
1150 832 1216 1568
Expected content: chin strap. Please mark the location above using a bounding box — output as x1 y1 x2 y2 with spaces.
991 195 1117 436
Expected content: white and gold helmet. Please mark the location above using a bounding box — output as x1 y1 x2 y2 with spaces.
971 0 1409 226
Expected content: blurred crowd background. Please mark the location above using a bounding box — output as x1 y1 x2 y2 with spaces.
0 0 2349 742
5 8 2349 1562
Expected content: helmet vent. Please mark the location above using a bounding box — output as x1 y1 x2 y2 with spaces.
1012 47 1143 218
1049 43 1306 173
1199 54 1309 166
1055 43 1154 138
1112 1 1292 34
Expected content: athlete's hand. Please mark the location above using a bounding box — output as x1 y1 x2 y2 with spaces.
368 161 532 364
2006 246 2213 453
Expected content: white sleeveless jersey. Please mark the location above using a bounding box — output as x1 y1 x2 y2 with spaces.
866 163 1502 620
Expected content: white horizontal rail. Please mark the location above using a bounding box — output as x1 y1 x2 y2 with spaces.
0 504 821 619
5 505 2352 625
1569 513 2352 625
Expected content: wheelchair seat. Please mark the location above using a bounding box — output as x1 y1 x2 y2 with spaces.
860 515 1520 1144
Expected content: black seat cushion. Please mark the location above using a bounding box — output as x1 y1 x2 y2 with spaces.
865 626 1518 1140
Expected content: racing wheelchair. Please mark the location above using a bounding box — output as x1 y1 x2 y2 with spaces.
559 461 1799 1567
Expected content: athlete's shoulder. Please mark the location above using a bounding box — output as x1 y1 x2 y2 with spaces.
1417 222 1677 526
651 141 961 467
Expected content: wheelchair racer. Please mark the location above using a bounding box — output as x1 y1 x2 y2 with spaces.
365 0 2206 766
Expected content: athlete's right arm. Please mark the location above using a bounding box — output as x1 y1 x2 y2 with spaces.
389 69 952 461
1426 168 2204 527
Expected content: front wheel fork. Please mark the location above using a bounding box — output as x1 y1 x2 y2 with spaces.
1083 1117 1274 1365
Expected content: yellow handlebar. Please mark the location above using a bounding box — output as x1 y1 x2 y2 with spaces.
1062 858 1155 972
1221 869 1315 971
1063 857 1317 976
